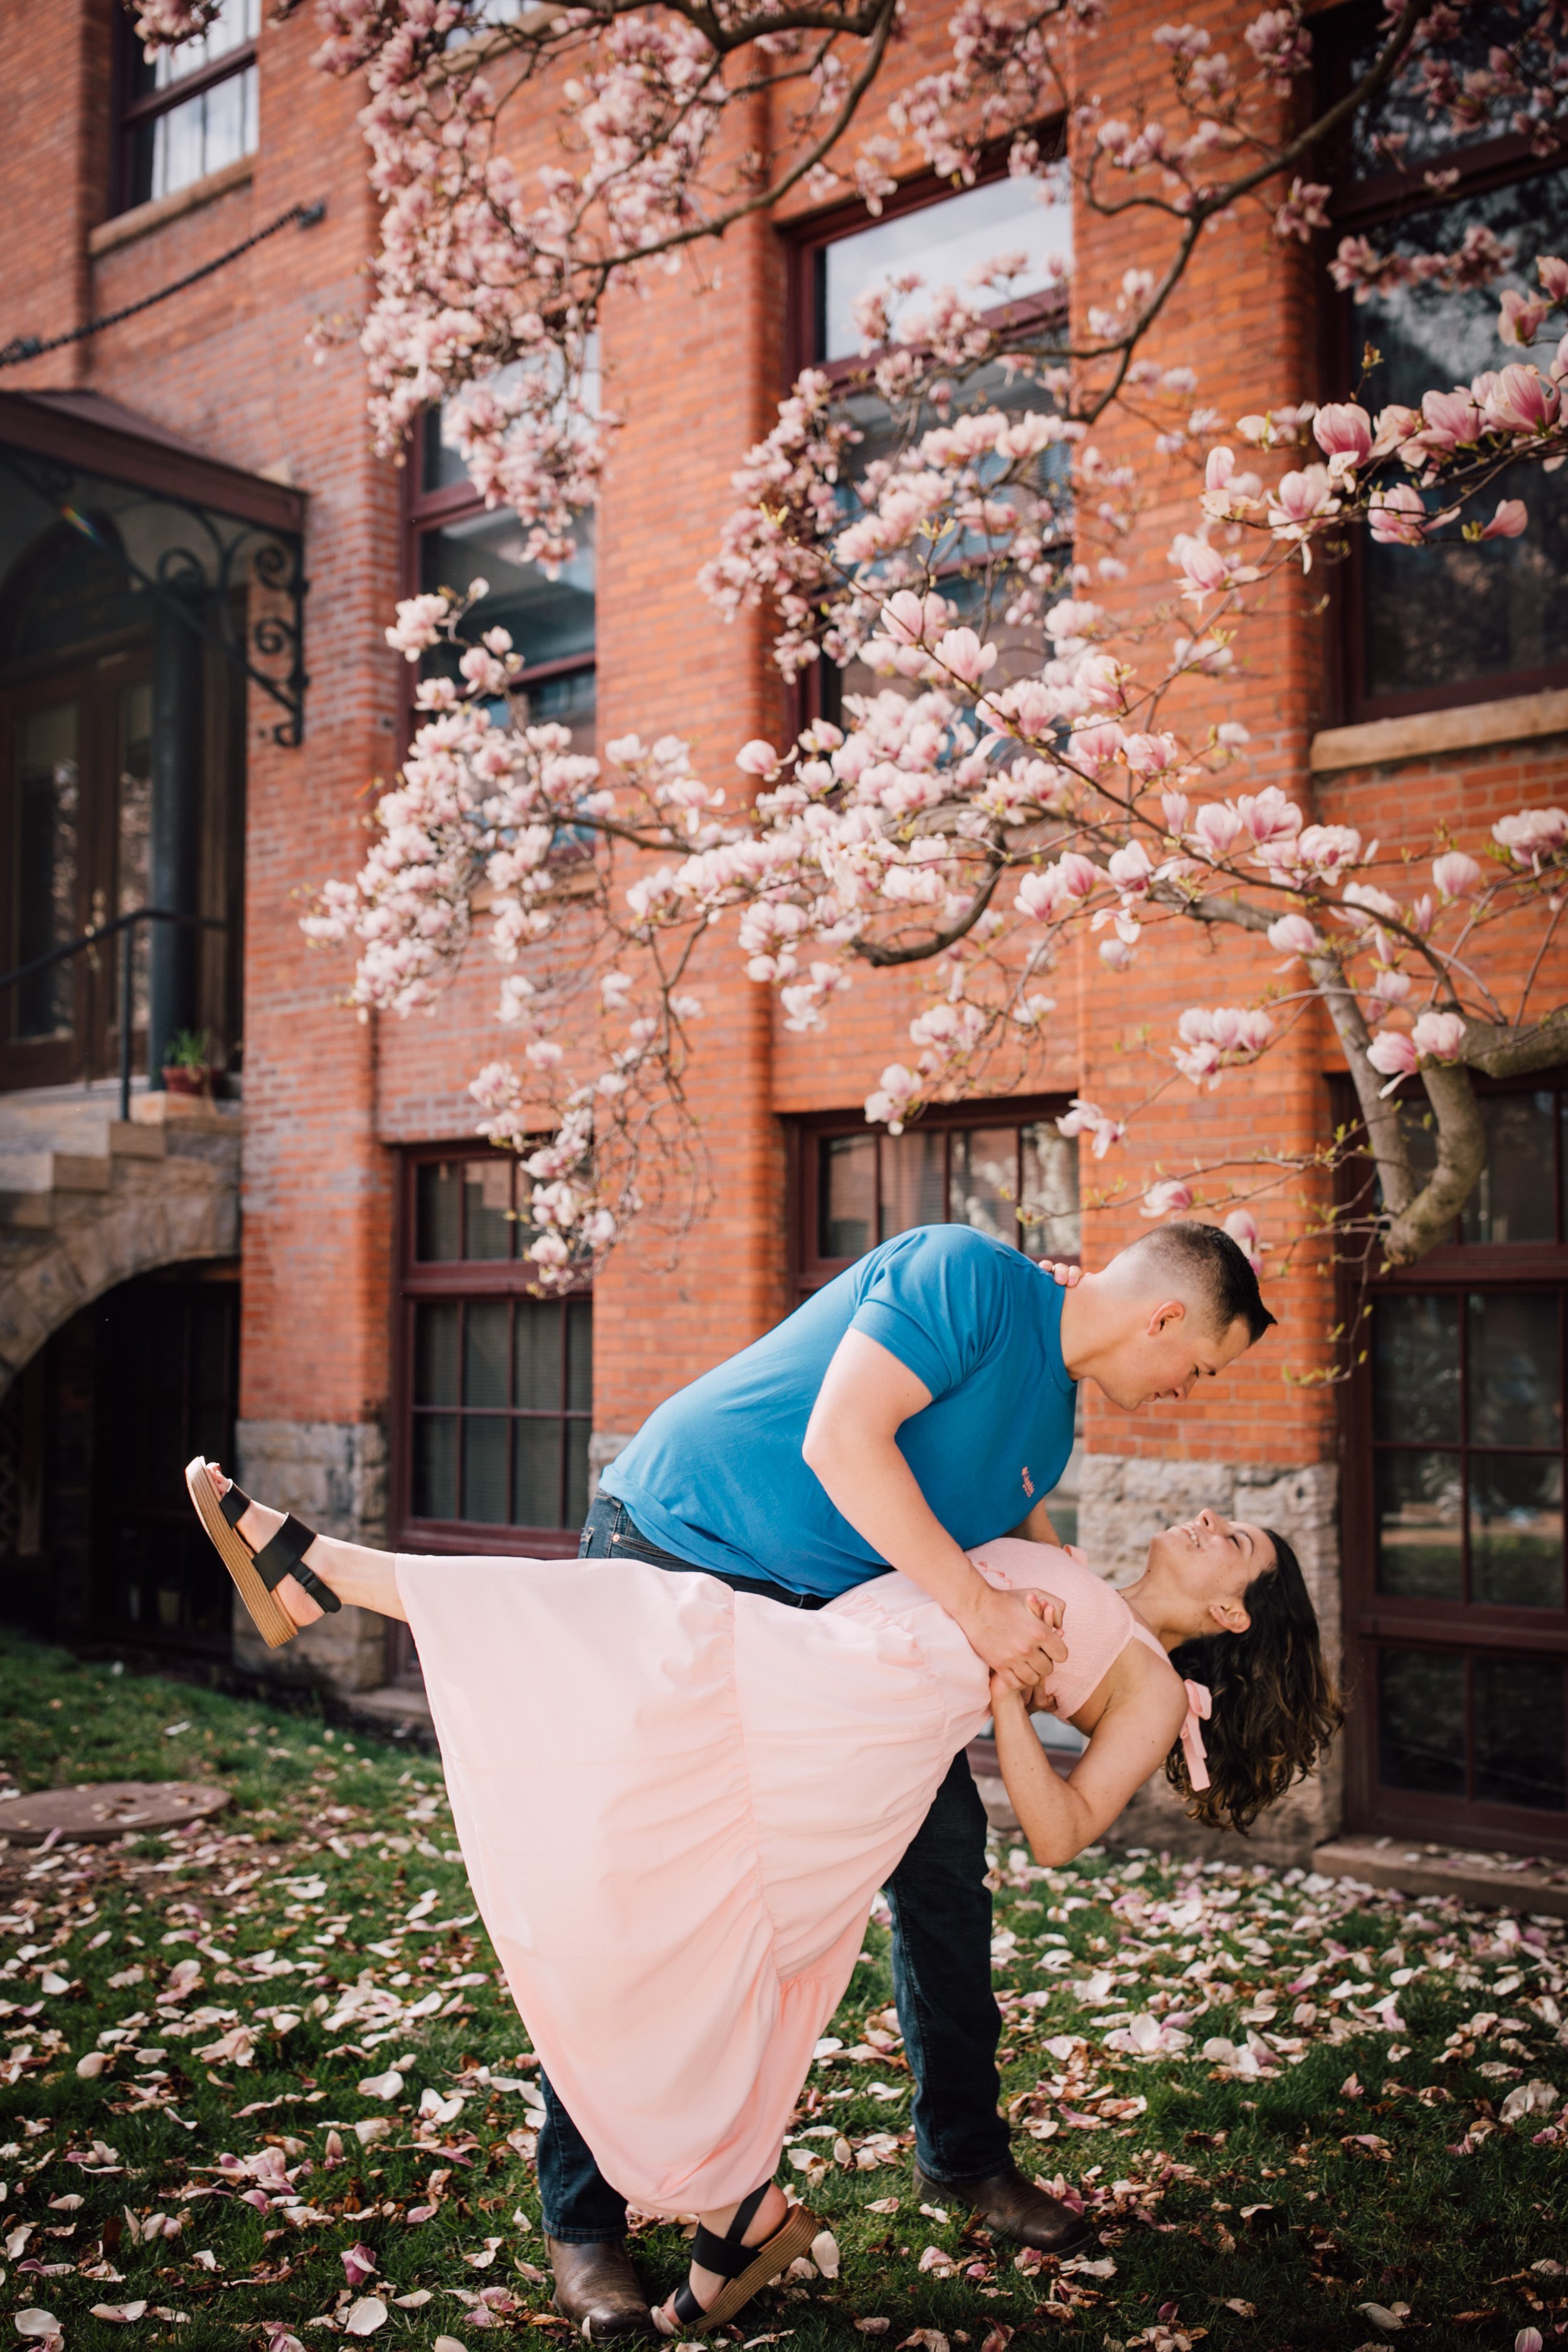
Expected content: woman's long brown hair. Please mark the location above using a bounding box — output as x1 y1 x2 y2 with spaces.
1163 1530 1345 1833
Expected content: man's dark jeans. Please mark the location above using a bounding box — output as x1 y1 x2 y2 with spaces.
537 1492 1008 2243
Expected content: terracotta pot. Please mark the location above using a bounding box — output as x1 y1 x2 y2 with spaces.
162 1064 215 1098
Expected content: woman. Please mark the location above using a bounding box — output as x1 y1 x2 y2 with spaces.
185 1459 1340 2329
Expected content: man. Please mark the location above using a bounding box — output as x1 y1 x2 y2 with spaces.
546 1217 1275 2335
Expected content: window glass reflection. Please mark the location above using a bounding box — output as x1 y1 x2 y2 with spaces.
414 1302 459 1407
1377 1648 1466 1796
822 1135 875 1259
1468 1291 1560 1449
1375 1451 1463 1599
1470 1452 1564 1608
821 169 1072 361
464 1160 514 1260
882 1129 946 1238
1020 1121 1081 1259
1354 169 1568 704
416 1162 463 1261
419 506 596 675
950 1128 1019 1246
1461 1092 1558 1244
1372 1295 1459 1444
1473 1655 1567 1809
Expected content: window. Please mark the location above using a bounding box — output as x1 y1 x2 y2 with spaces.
1323 16 1568 719
790 162 1074 720
396 1150 591 1554
117 0 260 213
794 1102 1081 1293
813 169 1074 364
1342 1077 1568 1853
406 388 597 750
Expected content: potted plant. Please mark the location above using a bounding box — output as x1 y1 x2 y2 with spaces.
162 1028 217 1098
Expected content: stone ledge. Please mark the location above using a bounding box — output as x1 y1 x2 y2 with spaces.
1313 1834 1568 1919
1309 687 1568 775
88 156 254 257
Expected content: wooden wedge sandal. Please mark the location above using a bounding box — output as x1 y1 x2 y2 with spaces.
184 1454 342 1650
655 2188 820 2335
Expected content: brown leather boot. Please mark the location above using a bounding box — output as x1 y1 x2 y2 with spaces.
546 2236 651 2341
913 2159 1092 2254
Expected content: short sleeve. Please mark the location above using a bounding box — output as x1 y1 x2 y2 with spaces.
849 1227 1014 1400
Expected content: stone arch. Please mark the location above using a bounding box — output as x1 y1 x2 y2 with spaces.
0 1170 238 1401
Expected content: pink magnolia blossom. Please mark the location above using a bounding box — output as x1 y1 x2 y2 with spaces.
1017 854 1101 919
1222 1207 1265 1271
1540 257 1568 302
1312 401 1373 465
1141 1179 1195 1217
1056 1098 1125 1158
1266 464 1339 559
1494 806 1568 864
1500 288 1550 347
1171 532 1229 602
1369 484 1428 544
1108 840 1154 895
1267 913 1321 956
1481 363 1560 433
1189 802 1246 859
736 740 780 776
1479 498 1528 539
866 1064 919 1132
1416 386 1486 450
935 627 999 684
1432 850 1483 898
1414 1010 1467 1059
1160 790 1191 834
1365 1031 1417 1090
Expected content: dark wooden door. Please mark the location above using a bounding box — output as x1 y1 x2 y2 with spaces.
0 654 153 1092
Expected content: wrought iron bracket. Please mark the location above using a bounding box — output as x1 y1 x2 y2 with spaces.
0 445 310 745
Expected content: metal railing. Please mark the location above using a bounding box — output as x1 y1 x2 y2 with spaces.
0 906 228 1123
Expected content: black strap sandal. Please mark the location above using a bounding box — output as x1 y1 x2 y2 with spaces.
664 2186 820 2331
184 1454 340 1650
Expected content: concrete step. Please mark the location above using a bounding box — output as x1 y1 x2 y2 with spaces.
1312 1834 1568 1919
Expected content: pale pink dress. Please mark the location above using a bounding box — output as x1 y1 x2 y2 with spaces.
395 1537 1201 2216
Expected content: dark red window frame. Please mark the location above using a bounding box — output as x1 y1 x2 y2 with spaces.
790 1096 1081 1299
392 1142 591 1563
400 416 596 739
1337 1076 1568 1857
111 8 259 218
1315 7 1568 726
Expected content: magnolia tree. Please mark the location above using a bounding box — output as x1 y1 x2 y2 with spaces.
134 0 1568 1290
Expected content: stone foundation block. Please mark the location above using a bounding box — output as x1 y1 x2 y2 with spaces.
231 1419 389 1694
1078 1452 1343 1867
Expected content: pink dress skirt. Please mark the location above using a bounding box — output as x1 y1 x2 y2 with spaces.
395 1538 1143 2215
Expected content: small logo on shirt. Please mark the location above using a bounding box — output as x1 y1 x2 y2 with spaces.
1021 1466 1035 1498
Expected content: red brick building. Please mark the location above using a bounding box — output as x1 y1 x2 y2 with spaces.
2 0 1565 1868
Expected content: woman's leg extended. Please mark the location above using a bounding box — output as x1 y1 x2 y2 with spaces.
206 1465 408 1624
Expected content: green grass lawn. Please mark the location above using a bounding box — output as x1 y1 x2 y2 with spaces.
0 1633 1564 2352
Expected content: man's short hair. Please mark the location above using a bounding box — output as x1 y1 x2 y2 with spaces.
1116 1219 1276 1345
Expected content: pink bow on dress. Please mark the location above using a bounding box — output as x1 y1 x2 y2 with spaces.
1180 1680 1213 1791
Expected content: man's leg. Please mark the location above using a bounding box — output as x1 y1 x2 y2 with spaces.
886 1752 1089 2254
884 1751 1010 2181
536 2070 630 2243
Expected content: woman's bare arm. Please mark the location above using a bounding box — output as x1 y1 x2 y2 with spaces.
990 1647 1187 1868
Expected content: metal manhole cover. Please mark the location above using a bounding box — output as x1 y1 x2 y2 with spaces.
0 1781 230 1845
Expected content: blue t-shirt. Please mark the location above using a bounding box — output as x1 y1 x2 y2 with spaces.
600 1223 1076 1597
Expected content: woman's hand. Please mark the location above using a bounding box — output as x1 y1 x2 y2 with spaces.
961 1583 1067 1692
